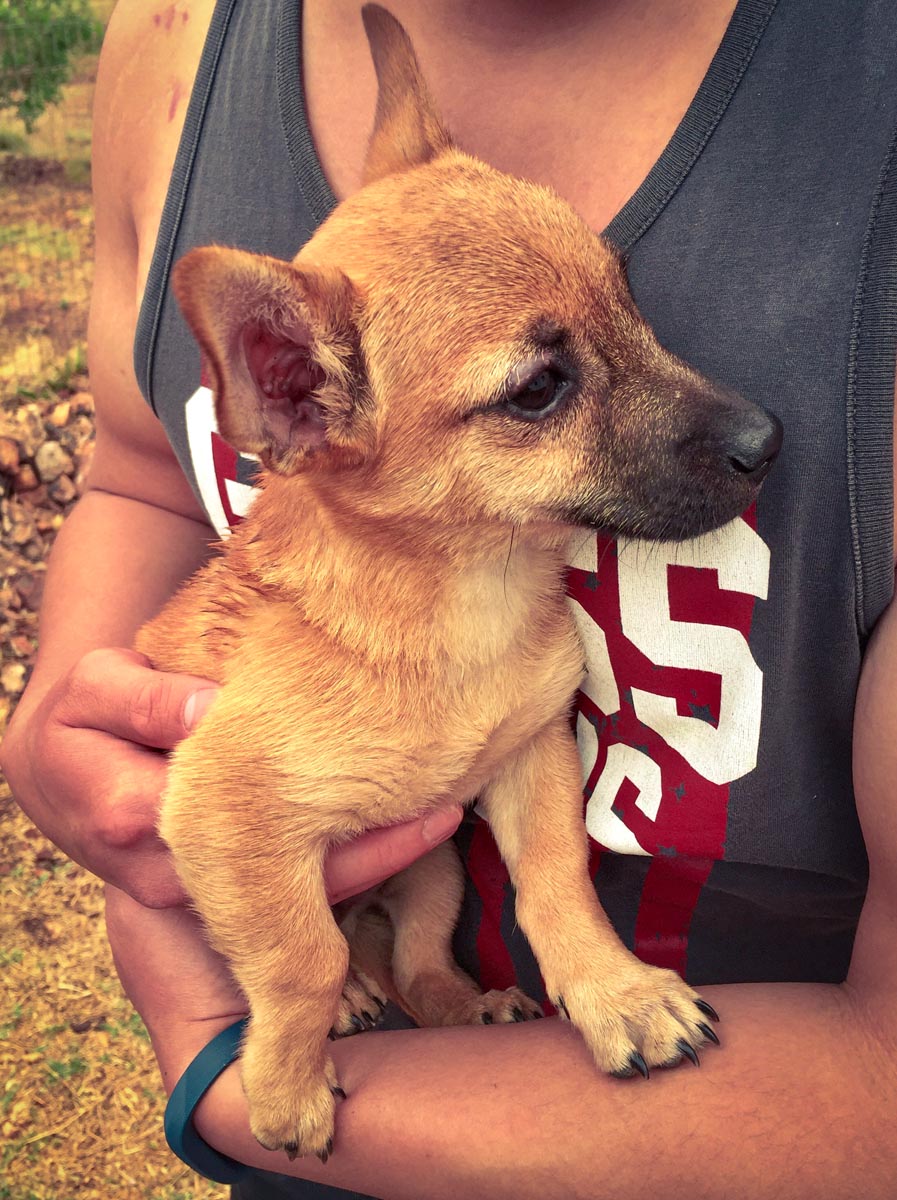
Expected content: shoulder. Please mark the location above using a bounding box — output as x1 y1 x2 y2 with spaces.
86 0 217 520
93 0 216 256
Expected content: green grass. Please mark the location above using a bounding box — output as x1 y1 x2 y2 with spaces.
45 1052 89 1084
62 155 90 185
0 1003 25 1039
98 1011 150 1042
0 129 27 153
0 222 78 257
0 1186 42 1200
45 342 88 388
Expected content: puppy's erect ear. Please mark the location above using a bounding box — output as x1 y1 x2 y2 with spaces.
173 246 371 474
361 4 453 185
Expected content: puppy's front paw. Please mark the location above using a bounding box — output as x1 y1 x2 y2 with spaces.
555 966 720 1078
453 986 545 1027
242 1045 343 1162
330 966 388 1037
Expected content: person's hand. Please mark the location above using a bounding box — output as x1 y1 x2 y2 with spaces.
3 645 463 910
2 647 218 908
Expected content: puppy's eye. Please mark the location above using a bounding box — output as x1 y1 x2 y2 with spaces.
506 365 572 420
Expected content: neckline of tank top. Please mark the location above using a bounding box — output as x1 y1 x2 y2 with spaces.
273 0 780 252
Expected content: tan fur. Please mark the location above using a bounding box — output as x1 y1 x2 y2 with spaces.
137 5 777 1160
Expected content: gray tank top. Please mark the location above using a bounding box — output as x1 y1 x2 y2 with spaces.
135 6 896 1188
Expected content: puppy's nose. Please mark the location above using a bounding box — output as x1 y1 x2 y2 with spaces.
726 409 783 482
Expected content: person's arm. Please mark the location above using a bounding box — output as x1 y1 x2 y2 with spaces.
0 0 224 906
1 0 459 909
111 582 897 1200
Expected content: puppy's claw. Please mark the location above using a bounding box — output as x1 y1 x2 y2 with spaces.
697 1021 720 1046
695 999 720 1022
628 1056 647 1084
630 1051 650 1079
512 1006 525 1022
349 1014 366 1034
555 996 570 1020
480 1011 494 1025
614 1051 650 1080
284 1141 300 1162
361 1009 377 1028
316 1136 334 1164
677 1038 700 1067
331 1085 347 1100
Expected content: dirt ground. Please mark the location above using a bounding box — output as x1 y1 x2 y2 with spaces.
0 15 101 400
0 170 94 397
1 14 226 1200
0 380 226 1200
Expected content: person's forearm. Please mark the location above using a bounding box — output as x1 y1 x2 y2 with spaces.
3 484 217 902
190 981 895 1200
16 486 213 711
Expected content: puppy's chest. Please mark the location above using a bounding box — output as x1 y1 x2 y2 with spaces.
411 626 584 806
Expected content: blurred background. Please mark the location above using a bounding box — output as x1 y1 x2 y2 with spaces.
0 4 224 1197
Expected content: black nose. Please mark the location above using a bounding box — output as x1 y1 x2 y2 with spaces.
727 409 783 481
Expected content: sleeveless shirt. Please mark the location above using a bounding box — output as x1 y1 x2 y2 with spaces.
134 3 897 1194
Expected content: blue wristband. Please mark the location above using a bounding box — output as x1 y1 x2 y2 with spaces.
164 1016 252 1184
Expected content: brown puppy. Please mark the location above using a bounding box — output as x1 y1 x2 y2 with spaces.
137 5 781 1162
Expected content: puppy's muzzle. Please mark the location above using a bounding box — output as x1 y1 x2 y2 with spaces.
583 384 785 542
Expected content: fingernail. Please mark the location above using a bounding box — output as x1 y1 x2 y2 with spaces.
184 689 217 731
421 806 463 846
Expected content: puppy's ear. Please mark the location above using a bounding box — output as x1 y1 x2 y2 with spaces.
173 246 371 474
361 4 453 184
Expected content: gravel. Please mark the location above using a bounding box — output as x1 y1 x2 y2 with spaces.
0 377 95 730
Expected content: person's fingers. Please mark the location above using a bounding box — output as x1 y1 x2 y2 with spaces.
38 724 190 908
54 647 218 749
325 805 464 903
30 644 463 909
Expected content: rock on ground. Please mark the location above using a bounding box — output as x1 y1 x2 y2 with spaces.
0 380 95 728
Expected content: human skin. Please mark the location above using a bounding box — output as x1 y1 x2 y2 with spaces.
4 0 897 1195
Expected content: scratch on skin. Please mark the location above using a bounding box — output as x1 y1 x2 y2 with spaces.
167 78 183 123
153 3 186 31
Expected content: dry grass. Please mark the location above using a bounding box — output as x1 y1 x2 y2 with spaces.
0 174 94 398
0 785 226 1200
2 6 228 1196
0 1 108 398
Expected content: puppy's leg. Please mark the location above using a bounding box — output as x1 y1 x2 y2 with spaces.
381 840 543 1027
481 718 717 1076
330 905 391 1035
333 845 541 1032
161 770 346 1160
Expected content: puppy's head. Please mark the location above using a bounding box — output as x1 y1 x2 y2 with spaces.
174 4 781 543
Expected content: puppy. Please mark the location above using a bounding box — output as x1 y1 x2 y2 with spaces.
137 4 781 1162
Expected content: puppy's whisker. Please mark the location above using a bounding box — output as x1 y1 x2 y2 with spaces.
503 526 518 610
567 528 592 565
595 536 614 577
328 774 402 800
